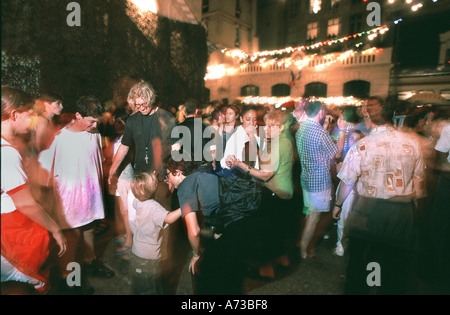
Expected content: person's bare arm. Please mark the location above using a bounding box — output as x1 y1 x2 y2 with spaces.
332 181 354 220
226 155 275 182
164 208 182 224
108 144 130 185
10 187 67 256
184 211 201 274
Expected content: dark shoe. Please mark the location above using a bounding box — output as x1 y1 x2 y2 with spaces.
85 259 115 279
301 256 323 268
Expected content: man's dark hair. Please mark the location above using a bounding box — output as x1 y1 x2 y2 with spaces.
342 106 360 124
184 98 200 116
39 91 63 103
75 95 104 118
164 154 202 176
305 101 323 117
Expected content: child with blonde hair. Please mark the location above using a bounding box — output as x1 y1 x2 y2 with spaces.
128 171 181 294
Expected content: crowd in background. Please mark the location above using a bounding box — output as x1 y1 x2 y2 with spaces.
1 81 449 295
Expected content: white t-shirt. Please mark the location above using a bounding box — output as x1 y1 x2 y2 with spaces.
1 138 27 214
130 198 168 260
220 125 260 169
39 128 105 229
435 123 450 164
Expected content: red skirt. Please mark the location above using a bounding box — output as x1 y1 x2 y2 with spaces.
1 210 51 294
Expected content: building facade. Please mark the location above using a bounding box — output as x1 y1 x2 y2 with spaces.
203 0 450 105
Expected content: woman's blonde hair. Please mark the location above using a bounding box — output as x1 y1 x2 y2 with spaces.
130 171 158 202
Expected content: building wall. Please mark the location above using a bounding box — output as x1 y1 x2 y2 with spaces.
202 0 257 52
205 47 393 101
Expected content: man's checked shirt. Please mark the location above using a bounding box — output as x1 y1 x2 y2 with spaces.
296 118 338 192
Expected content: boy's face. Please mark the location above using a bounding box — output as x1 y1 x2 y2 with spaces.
77 114 99 132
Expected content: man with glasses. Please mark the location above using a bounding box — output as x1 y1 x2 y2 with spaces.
109 81 163 180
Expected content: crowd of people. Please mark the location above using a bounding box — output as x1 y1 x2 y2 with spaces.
1 81 449 295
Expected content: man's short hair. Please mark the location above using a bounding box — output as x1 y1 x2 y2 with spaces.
184 98 200 115
164 155 202 176
75 96 104 118
305 101 324 117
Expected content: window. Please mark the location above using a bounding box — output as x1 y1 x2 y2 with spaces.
235 27 241 48
349 14 362 34
288 0 300 18
272 84 291 97
310 0 322 14
327 18 340 38
241 85 259 97
331 0 340 9
343 80 370 99
236 0 241 18
202 0 209 13
305 82 327 98
307 22 318 42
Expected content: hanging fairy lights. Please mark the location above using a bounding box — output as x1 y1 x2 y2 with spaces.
237 96 364 108
205 25 389 80
223 25 389 64
205 46 384 80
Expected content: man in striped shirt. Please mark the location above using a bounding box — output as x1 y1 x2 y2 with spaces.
295 101 338 266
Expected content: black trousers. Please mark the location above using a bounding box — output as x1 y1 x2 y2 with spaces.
344 196 415 295
344 237 413 295
193 216 265 295
258 187 298 263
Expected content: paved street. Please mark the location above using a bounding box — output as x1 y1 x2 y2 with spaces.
77 215 436 296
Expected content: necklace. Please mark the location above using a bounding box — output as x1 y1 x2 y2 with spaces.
141 108 158 165
139 109 156 165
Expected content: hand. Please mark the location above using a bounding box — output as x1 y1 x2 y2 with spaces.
225 155 237 168
188 255 200 274
52 230 67 257
108 173 118 187
337 116 348 131
323 115 333 129
332 205 342 220
171 143 181 152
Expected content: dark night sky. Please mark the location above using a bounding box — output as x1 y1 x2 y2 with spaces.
397 8 450 68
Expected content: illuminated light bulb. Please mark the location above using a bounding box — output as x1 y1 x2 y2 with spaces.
412 3 423 11
388 0 395 3
405 0 413 4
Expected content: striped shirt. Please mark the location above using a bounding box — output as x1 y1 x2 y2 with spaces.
296 118 338 192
